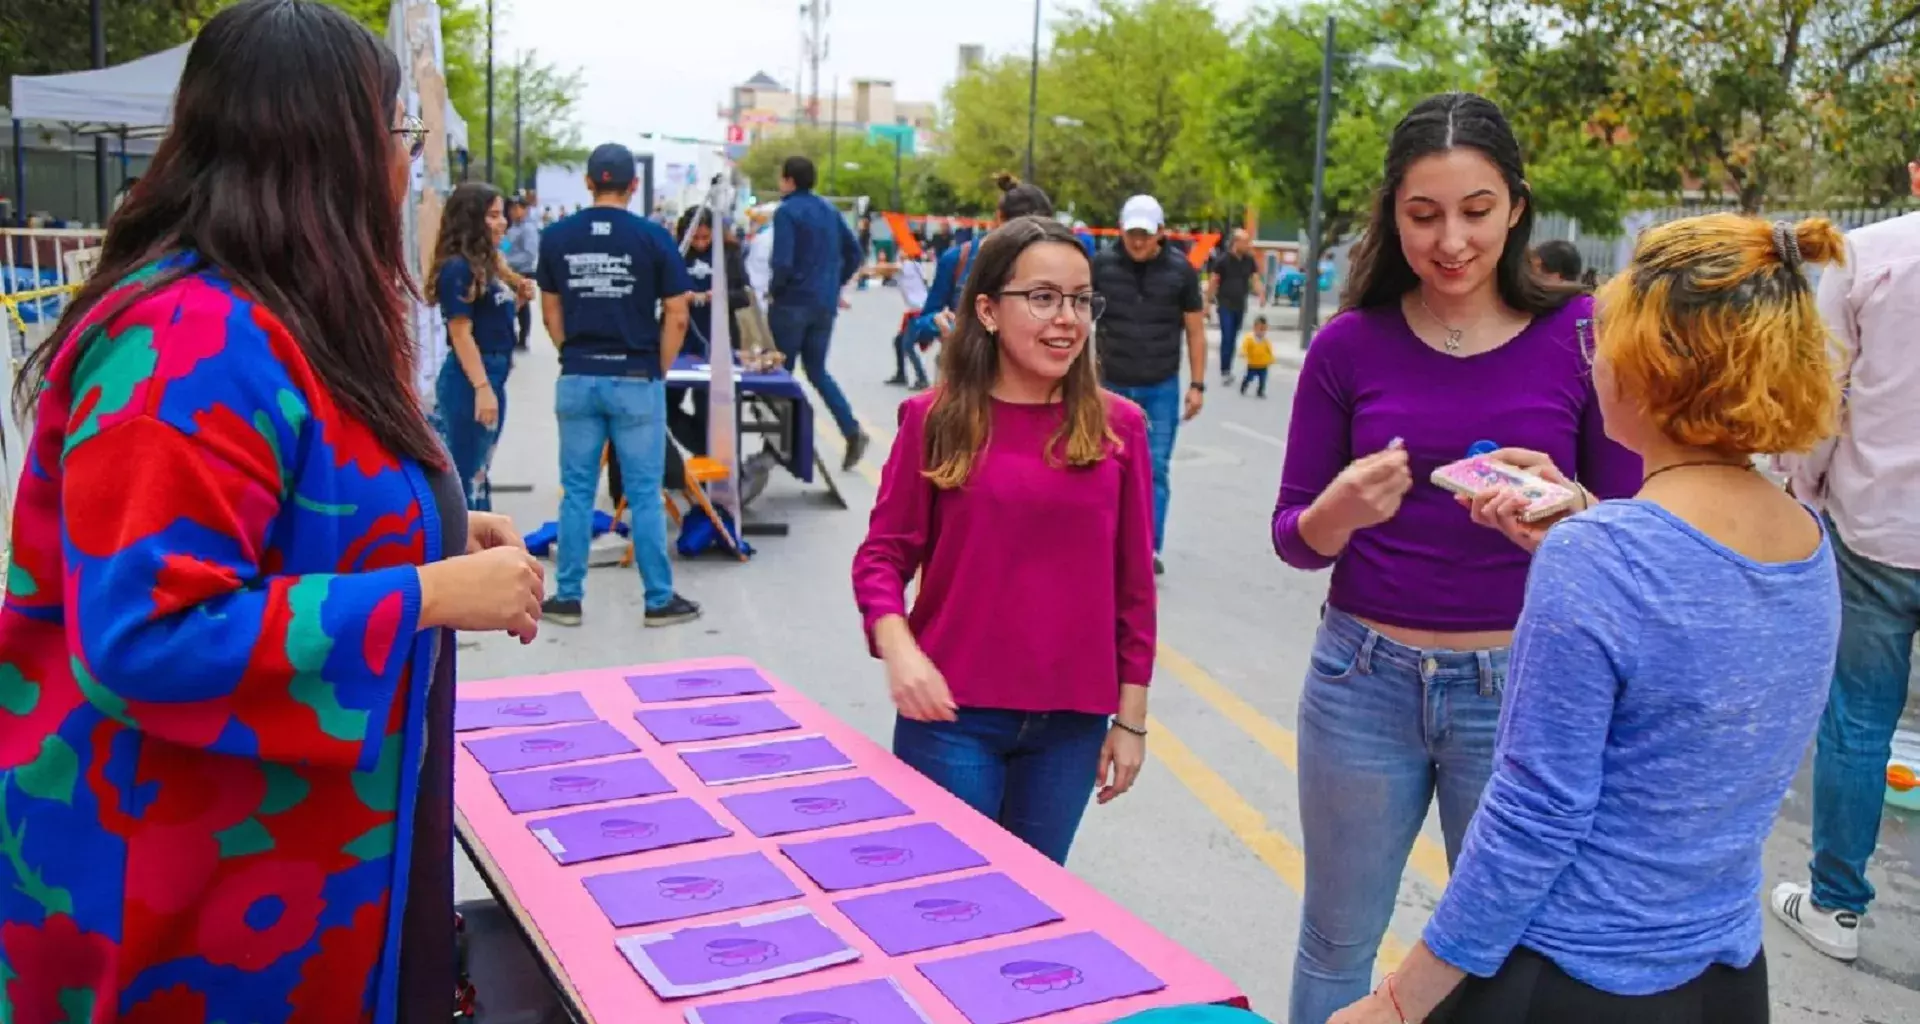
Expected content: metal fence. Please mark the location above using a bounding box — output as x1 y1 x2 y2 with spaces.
1534 203 1919 278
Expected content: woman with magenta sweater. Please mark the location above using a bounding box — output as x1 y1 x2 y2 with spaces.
1272 92 1642 1024
1329 215 1844 1022
853 217 1155 865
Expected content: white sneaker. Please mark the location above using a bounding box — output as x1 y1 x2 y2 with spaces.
1770 881 1860 962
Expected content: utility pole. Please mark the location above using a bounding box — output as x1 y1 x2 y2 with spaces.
484 0 495 184
1025 0 1040 183
891 130 903 211
1299 14 1335 347
90 0 108 225
512 57 524 194
801 0 828 126
827 76 840 194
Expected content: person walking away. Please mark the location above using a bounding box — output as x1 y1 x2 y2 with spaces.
672 205 753 457
852 217 1154 865
1093 194 1208 576
1330 213 1845 1024
1770 156 1920 964
1209 228 1264 384
768 156 870 469
902 172 1055 385
536 142 701 628
0 3 548 1018
504 196 541 350
1272 93 1641 1024
1530 239 1582 286
431 182 532 511
1240 316 1275 397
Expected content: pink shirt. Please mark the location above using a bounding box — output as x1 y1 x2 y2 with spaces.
851 391 1157 714
1780 212 1920 569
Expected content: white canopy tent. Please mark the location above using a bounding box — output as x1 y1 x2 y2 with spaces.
9 42 471 148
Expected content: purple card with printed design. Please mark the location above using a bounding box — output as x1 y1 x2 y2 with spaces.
683 978 935 1024
616 907 861 999
718 777 912 838
583 851 804 927
489 756 675 813
833 872 1062 955
679 735 852 786
915 932 1165 1024
463 721 639 773
455 691 598 732
778 822 988 892
635 699 801 744
629 667 776 704
527 797 731 865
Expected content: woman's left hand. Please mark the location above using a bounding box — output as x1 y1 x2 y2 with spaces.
1327 992 1408 1024
1095 726 1145 805
515 278 535 303
467 511 526 555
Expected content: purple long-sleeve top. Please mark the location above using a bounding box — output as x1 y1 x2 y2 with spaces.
1272 295 1642 632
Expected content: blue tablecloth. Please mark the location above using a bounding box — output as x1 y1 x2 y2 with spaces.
667 358 814 483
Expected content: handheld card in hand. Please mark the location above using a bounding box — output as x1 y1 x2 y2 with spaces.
1431 455 1578 523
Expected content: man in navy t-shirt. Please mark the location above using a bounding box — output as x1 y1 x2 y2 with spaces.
536 142 701 628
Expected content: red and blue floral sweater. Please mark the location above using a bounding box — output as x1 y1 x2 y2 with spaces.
0 257 446 1023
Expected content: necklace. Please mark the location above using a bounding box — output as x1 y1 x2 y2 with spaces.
1642 459 1753 487
1418 294 1467 353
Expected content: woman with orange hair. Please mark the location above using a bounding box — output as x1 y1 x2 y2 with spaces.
1331 214 1845 1023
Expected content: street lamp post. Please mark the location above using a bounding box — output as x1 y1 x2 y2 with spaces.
1299 14 1335 347
1025 0 1041 182
891 131 904 211
90 0 108 225
512 57 523 193
484 0 495 184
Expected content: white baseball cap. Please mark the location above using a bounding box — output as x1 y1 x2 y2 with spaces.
1119 194 1164 234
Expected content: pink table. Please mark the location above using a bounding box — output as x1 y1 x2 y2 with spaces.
454 657 1248 1023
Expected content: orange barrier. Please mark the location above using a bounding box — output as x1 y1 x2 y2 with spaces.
880 212 1219 270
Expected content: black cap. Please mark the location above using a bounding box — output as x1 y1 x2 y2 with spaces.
586 143 637 189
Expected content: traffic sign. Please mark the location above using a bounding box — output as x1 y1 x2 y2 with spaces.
725 124 745 145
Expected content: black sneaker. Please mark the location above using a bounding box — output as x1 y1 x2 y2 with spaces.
541 597 582 626
883 374 908 387
842 430 871 471
909 378 931 392
1153 555 1166 576
645 594 703 628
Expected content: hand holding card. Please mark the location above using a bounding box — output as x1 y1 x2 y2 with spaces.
1433 447 1586 552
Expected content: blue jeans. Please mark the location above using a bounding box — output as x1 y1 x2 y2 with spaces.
1810 521 1920 914
893 323 928 384
893 709 1109 865
768 303 859 441
1242 367 1269 396
1217 306 1245 377
434 350 512 512
1104 377 1181 552
554 375 674 610
1291 608 1507 1024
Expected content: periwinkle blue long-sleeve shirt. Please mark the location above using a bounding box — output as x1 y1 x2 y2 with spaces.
1423 501 1839 995
769 189 863 310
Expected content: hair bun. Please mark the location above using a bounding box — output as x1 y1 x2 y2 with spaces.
993 171 1021 193
1791 217 1844 267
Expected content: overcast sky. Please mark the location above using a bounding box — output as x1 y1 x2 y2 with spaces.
493 0 1263 168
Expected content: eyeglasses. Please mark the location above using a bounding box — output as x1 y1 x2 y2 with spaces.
1000 288 1106 322
392 115 428 160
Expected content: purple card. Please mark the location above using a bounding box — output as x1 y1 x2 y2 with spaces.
636 699 801 744
679 736 852 787
528 797 731 866
778 822 988 892
489 756 675 814
833 872 1063 956
915 932 1166 1024
583 851 805 927
684 978 934 1024
718 777 912 838
629 667 776 704
616 906 861 999
455 691 598 732
462 721 639 773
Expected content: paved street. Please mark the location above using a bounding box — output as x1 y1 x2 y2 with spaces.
455 286 1920 1024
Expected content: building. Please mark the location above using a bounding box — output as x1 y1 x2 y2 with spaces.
723 73 941 153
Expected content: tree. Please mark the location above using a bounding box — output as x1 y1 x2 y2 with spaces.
1472 0 1920 212
431 0 586 191
0 0 217 106
735 127 939 211
938 0 1232 225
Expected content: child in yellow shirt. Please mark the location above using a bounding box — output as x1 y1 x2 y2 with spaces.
1240 315 1275 397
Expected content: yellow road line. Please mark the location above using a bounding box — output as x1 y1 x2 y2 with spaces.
1155 644 1454 891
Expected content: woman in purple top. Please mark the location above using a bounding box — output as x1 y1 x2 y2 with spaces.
852 217 1157 866
1272 93 1642 1024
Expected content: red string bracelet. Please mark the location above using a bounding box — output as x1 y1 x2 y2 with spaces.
1383 972 1409 1024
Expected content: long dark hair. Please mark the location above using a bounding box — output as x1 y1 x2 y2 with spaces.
428 182 503 304
16 0 443 467
1340 92 1577 316
924 217 1113 488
